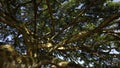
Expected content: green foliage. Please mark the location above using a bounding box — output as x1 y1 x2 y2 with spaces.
0 0 120 67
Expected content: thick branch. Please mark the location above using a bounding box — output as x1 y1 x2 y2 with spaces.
32 0 39 50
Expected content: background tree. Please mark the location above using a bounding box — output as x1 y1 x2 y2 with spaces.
0 0 120 68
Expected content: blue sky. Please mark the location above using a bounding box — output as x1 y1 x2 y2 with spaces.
113 0 120 2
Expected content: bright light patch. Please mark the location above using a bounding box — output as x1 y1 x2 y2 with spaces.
113 0 120 2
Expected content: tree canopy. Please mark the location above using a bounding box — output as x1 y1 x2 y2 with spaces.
0 0 120 68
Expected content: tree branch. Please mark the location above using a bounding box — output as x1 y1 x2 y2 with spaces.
46 0 55 32
32 0 38 43
50 4 92 40
14 1 32 14
48 13 120 53
0 11 35 56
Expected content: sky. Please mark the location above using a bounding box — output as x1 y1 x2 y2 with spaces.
113 0 120 2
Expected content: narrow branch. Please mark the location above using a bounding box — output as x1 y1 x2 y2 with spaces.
46 0 55 32
107 33 120 40
50 4 92 40
103 27 120 32
14 1 32 14
93 13 120 32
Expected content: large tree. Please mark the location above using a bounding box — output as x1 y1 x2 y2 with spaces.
0 0 120 68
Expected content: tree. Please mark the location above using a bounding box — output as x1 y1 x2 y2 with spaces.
0 0 120 68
